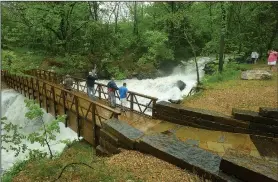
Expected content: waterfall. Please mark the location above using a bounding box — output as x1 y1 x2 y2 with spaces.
1 89 78 171
79 57 211 115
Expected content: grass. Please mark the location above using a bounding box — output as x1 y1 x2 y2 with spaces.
183 62 277 115
2 160 30 182
202 62 251 87
5 140 210 182
10 140 141 182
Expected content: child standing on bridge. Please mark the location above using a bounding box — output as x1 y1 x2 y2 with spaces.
119 83 128 112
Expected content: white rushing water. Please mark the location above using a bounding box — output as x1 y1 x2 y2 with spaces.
78 57 211 114
1 89 78 171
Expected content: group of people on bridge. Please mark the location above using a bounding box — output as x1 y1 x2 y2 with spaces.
63 69 128 112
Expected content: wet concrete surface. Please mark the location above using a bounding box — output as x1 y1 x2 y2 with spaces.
139 134 222 174
103 118 144 149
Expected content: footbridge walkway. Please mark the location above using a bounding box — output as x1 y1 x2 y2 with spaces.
2 70 278 182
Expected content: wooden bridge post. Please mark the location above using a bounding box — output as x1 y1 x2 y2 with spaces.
37 80 42 107
74 96 81 138
62 90 68 127
23 76 26 97
91 103 96 146
76 80 79 92
31 77 35 100
130 93 134 111
19 76 22 94
98 84 101 99
16 76 18 92
27 78 31 99
51 86 57 118
43 83 49 113
152 99 157 119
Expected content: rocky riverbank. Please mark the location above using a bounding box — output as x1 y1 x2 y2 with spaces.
1 80 9 90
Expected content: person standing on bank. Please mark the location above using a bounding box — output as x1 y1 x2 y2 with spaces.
64 74 74 97
86 71 98 100
107 77 118 108
119 83 128 111
251 51 259 64
268 50 278 71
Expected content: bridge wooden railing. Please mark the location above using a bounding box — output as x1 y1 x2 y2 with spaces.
2 70 121 146
25 69 158 117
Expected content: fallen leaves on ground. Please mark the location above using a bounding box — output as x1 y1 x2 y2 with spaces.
107 149 209 182
183 65 277 115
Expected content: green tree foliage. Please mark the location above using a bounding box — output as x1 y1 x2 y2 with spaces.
1 117 27 157
24 100 70 159
2 2 278 77
1 99 70 160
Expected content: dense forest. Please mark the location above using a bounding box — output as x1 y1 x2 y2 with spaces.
2 2 278 79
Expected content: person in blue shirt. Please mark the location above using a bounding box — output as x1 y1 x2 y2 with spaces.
119 83 128 111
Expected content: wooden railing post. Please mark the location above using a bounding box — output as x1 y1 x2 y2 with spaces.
23 77 26 97
37 80 42 107
130 93 134 111
62 90 68 127
19 76 22 94
48 72 50 81
76 80 79 92
51 86 57 118
92 103 96 146
75 96 81 138
27 78 31 99
152 99 157 119
31 77 35 100
114 112 119 119
98 84 101 99
43 83 48 113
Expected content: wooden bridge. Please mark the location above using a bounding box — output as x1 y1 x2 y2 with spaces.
1 69 159 147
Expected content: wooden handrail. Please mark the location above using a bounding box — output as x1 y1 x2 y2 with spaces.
24 69 158 117
4 71 121 119
31 69 158 100
35 77 121 116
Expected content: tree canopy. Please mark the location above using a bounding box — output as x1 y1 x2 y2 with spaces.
2 2 278 78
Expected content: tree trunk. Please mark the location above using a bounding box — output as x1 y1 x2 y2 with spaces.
133 2 138 35
183 29 200 85
93 2 98 21
267 2 278 51
115 3 119 33
219 3 226 73
209 2 213 40
267 19 278 50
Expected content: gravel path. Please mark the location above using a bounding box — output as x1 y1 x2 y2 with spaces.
107 149 210 182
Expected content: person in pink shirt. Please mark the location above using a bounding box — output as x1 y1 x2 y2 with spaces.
268 50 278 71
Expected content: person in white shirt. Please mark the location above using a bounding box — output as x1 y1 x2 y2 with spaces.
251 51 259 64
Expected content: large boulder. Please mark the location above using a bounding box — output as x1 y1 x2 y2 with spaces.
203 61 218 75
241 70 272 80
177 80 186 91
168 99 182 104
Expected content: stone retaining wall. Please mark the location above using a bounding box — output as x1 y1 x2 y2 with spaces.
220 150 278 182
153 101 278 138
97 119 277 182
